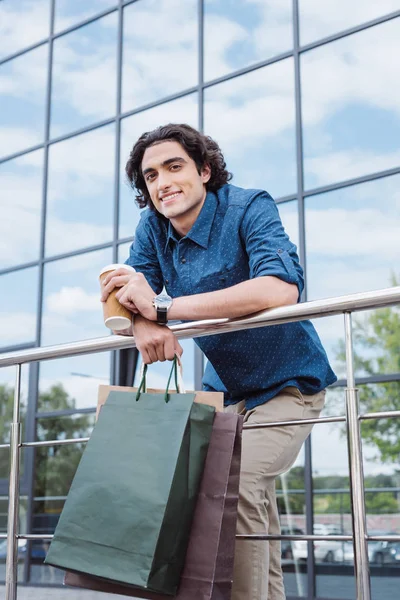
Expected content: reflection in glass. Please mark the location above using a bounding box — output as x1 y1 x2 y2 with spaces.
45 126 115 257
306 176 400 300
361 386 400 505
305 176 400 378
41 248 112 346
279 447 307 596
302 19 400 190
122 0 197 112
0 268 39 347
0 150 44 269
0 0 50 61
277 200 299 249
204 0 293 81
54 0 117 32
299 0 400 45
118 242 132 263
119 94 198 239
0 45 48 159
312 422 355 597
204 59 296 198
39 354 111 412
0 366 30 487
50 14 118 139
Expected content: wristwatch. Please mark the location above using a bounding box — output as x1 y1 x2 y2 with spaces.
152 291 173 324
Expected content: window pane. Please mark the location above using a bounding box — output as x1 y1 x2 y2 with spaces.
0 268 39 347
312 421 355 597
0 150 43 269
277 200 299 249
305 175 400 378
204 59 296 198
54 0 117 32
0 46 48 159
39 354 110 412
279 446 308 596
302 19 400 190
361 392 400 596
0 366 30 479
45 125 115 257
41 248 112 346
299 0 400 45
50 14 118 139
118 242 132 263
119 94 198 239
204 0 293 81
122 0 198 112
0 0 50 61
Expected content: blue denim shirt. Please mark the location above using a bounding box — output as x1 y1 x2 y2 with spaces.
126 184 337 408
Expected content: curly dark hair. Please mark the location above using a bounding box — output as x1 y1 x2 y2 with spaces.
125 123 232 211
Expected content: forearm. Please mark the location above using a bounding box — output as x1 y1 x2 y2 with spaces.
168 276 299 321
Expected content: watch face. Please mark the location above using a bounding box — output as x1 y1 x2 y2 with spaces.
155 293 172 308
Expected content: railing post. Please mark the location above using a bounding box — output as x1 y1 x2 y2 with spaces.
5 364 22 600
344 312 371 600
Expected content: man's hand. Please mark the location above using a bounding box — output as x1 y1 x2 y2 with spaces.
100 267 139 313
115 272 157 321
133 315 183 364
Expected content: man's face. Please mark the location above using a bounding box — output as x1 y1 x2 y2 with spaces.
141 140 211 232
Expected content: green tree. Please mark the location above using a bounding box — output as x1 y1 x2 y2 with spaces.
0 383 92 513
336 275 400 465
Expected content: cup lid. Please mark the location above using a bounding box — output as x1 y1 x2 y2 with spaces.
99 263 135 277
104 316 132 331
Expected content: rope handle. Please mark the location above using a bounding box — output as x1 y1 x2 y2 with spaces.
136 356 186 402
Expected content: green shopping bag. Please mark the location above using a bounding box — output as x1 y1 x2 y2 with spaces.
45 358 215 595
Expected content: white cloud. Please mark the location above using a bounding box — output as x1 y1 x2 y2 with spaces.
0 312 37 346
306 206 400 259
306 149 400 187
46 286 100 315
299 0 400 45
0 0 50 60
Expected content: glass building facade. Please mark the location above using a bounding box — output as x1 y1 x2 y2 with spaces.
1 1 400 597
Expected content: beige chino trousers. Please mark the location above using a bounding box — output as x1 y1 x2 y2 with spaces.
225 386 326 600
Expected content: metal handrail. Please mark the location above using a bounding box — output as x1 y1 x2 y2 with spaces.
1 286 400 600
0 286 399 367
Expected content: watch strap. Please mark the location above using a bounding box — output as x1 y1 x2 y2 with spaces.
156 306 168 324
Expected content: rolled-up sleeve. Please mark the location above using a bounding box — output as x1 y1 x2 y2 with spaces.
240 192 304 296
124 216 164 294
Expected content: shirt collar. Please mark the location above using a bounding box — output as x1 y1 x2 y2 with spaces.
164 191 218 252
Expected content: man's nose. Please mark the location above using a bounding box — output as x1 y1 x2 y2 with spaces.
157 171 172 191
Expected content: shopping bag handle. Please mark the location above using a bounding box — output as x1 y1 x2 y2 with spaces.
136 356 186 403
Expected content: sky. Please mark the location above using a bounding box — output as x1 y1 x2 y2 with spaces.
0 0 400 482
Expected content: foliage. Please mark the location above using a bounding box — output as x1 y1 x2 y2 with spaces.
0 383 93 513
335 275 400 465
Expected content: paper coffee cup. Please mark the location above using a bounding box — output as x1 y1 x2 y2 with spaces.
99 264 136 331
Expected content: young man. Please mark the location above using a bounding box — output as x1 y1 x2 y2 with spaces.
101 124 337 599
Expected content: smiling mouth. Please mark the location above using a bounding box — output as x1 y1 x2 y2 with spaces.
161 191 181 205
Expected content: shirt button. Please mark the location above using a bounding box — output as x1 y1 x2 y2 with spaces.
277 248 283 253
181 258 186 264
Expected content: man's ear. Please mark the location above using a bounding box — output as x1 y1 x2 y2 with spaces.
201 163 211 184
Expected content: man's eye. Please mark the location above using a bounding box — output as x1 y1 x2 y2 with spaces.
170 164 181 171
146 173 156 182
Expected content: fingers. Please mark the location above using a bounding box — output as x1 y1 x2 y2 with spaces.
135 327 180 365
174 339 184 359
100 274 132 301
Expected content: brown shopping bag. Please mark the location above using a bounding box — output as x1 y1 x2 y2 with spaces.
64 410 243 600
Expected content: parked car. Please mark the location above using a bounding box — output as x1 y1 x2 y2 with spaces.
281 527 304 559
369 541 397 565
292 523 346 563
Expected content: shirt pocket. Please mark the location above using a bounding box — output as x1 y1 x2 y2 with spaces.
194 265 245 293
